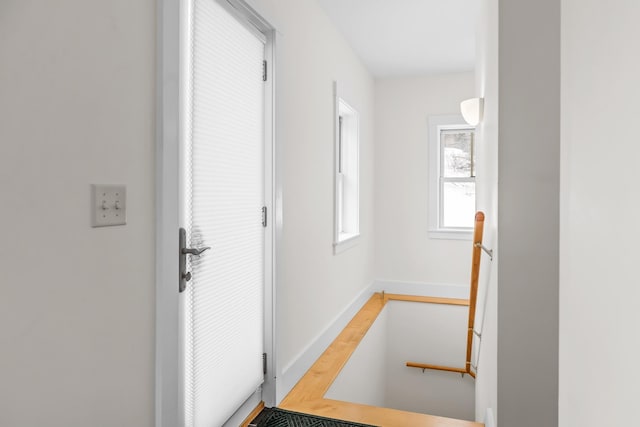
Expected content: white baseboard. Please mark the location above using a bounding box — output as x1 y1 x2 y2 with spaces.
484 408 496 427
373 279 469 299
276 282 376 403
275 279 468 404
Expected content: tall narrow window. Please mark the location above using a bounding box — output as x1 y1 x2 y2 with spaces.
428 115 476 239
334 84 359 253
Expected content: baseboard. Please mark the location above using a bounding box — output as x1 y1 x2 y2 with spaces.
484 408 495 427
276 279 469 404
276 282 376 403
373 279 469 299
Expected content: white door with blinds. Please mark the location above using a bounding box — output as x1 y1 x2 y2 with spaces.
180 0 268 425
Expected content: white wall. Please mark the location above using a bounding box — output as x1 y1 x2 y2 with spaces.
475 2 562 426
374 73 475 287
385 301 474 421
252 0 376 390
326 301 474 421
325 308 388 407
0 1 155 426
560 1 640 425
473 0 499 423
1 0 374 420
498 1 560 426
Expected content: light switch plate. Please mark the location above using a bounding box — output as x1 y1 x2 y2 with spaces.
91 184 126 227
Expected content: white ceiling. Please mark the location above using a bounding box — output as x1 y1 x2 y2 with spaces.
316 0 479 77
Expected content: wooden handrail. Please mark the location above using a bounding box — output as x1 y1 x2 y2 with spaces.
405 362 467 375
405 361 477 378
405 211 485 379
384 293 469 306
465 211 485 376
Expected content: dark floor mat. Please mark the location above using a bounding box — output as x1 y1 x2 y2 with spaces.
250 407 378 427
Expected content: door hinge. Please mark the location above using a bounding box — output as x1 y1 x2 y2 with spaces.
262 353 267 375
261 206 267 227
262 60 267 82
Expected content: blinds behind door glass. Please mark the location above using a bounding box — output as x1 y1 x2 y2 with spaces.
185 0 265 425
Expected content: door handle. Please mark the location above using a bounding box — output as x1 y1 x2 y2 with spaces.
182 246 211 256
179 228 211 293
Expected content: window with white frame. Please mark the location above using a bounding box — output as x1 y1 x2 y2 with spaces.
334 85 359 253
428 115 476 239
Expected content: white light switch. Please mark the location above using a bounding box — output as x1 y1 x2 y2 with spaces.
91 184 126 227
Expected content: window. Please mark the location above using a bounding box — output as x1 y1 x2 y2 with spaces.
428 115 476 239
334 83 359 253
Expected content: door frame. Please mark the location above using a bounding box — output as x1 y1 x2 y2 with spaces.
155 1 279 425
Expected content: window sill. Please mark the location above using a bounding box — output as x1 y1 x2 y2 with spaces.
428 229 472 241
334 233 360 254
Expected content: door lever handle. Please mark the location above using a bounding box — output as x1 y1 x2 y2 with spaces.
181 246 211 256
179 228 212 293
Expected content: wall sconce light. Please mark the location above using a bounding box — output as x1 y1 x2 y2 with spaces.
460 97 484 126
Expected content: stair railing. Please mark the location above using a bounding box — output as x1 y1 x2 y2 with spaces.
406 211 487 378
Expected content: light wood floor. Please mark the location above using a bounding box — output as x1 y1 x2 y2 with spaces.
279 293 484 427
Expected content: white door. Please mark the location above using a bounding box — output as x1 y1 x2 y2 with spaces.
179 0 270 425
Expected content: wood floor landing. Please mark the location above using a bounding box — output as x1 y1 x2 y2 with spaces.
279 293 483 427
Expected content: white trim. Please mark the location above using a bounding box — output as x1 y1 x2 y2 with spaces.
243 0 283 32
333 233 360 254
428 114 475 240
372 279 470 300
277 283 375 403
262 24 279 409
428 228 474 241
156 0 181 426
220 0 267 43
484 408 496 427
270 31 284 412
